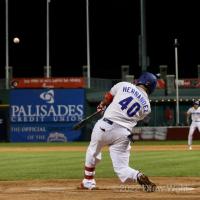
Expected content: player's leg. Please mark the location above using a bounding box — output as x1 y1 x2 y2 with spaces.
109 142 139 182
81 120 104 189
108 126 138 182
109 126 156 192
188 124 196 150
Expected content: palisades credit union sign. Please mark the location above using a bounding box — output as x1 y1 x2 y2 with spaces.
10 89 85 142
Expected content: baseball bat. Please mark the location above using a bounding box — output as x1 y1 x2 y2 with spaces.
72 110 102 130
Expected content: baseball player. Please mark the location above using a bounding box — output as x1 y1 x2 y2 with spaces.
186 100 200 150
80 72 157 192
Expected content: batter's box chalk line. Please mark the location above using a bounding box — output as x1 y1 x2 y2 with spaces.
28 184 198 193
28 187 67 192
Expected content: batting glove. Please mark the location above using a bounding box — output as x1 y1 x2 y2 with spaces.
97 102 106 112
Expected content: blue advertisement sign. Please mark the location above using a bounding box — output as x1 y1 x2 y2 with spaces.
10 89 85 142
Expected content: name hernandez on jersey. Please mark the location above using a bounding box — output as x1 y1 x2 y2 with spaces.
103 82 151 130
122 86 149 113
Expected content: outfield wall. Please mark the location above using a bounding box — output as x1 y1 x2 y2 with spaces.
132 126 200 141
0 88 200 142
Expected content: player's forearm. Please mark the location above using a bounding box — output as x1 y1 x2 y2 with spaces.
101 92 113 106
97 92 113 111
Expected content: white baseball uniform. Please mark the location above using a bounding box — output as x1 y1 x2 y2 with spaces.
84 82 151 183
187 106 200 146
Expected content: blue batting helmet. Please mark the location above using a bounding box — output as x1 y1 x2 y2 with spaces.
136 72 157 94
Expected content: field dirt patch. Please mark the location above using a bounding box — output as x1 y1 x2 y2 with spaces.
0 177 200 200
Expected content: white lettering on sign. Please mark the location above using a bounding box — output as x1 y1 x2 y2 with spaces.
10 104 83 122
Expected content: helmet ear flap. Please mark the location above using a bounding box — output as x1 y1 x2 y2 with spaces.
144 82 152 94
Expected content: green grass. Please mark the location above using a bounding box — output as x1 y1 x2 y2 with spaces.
0 142 89 147
0 140 199 147
0 147 199 180
133 140 200 145
0 152 84 180
131 150 200 177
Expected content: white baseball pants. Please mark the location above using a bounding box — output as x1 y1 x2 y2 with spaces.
84 118 139 183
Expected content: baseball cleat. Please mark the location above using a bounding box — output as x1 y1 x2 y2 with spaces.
77 183 97 190
189 146 192 150
78 179 97 190
137 173 156 192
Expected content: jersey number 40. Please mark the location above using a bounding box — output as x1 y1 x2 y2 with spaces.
119 96 141 117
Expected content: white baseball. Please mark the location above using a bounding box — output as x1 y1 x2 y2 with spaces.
13 37 20 44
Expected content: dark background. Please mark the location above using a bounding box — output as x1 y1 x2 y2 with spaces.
0 0 200 79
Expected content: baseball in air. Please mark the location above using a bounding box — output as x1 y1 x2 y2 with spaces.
13 37 20 44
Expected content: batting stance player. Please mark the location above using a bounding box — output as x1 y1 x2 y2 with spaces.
186 100 200 150
80 72 157 192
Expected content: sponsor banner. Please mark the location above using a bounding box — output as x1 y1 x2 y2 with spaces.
132 127 167 141
10 89 84 123
11 77 85 88
10 123 81 142
135 78 200 89
156 79 166 89
10 89 85 142
132 126 200 140
178 79 200 88
150 78 200 89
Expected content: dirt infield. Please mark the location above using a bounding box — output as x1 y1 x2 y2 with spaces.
0 144 199 200
0 177 200 200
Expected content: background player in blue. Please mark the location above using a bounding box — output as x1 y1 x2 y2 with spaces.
80 72 157 192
